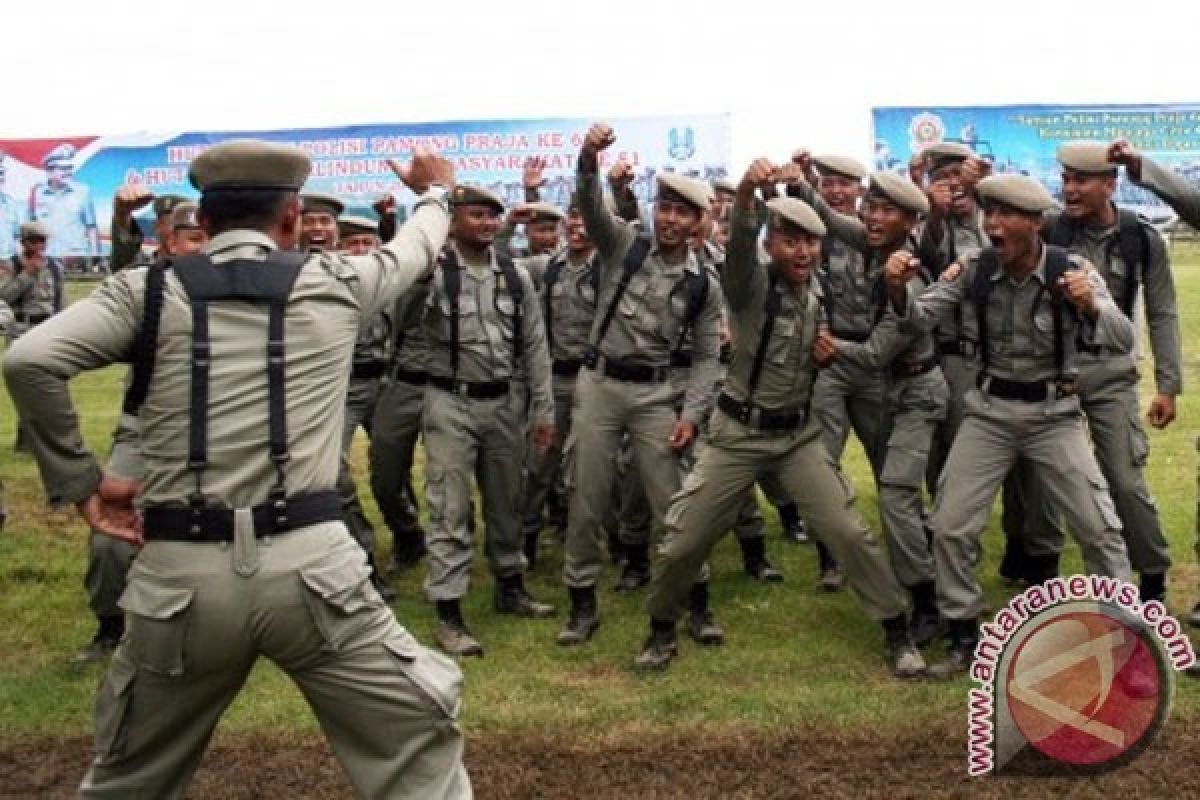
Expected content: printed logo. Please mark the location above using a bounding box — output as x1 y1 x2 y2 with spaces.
668 127 696 161
967 577 1193 776
909 113 945 151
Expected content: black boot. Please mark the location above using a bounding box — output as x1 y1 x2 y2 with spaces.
392 527 427 571
1140 572 1167 605
494 574 556 618
614 542 651 592
908 581 944 647
739 536 783 583
685 582 724 645
999 533 1035 586
926 619 979 680
817 542 844 592
1024 552 1060 586
435 599 483 657
635 618 679 670
367 552 397 603
523 530 540 569
777 502 809 544
883 614 926 679
557 586 600 645
73 615 124 665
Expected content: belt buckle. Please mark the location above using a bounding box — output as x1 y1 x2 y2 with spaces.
457 381 471 397
1054 379 1078 399
736 403 753 426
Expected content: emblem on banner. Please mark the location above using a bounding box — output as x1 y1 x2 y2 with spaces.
668 127 696 160
909 113 945 151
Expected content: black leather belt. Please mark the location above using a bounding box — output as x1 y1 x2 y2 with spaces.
352 361 388 380
586 355 671 384
428 375 510 399
16 312 51 326
831 329 870 343
670 351 693 369
717 392 804 431
392 367 429 386
143 490 342 542
938 340 977 358
979 374 1077 403
890 355 940 379
552 358 584 377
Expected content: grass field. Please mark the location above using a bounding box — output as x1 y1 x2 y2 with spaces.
3 246 1200 795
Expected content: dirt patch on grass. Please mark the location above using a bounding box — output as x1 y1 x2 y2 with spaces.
2 717 1195 798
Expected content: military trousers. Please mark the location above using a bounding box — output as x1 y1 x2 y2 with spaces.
878 369 947 588
812 359 888 476
521 374 575 533
930 388 1133 621
87 412 144 619
422 385 527 601
339 376 384 562
369 376 425 551
80 523 470 799
646 411 908 623
562 369 683 589
926 352 975 493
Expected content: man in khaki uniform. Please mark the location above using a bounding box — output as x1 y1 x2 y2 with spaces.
110 188 190 271
557 123 723 645
76 203 209 664
1108 138 1200 628
891 173 1134 677
403 184 556 657
1019 143 1180 604
637 161 922 677
2 139 470 798
792 169 946 645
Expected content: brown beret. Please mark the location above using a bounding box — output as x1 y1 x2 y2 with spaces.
976 175 1056 214
924 142 974 174
168 202 201 231
867 172 929 215
301 192 345 217
657 172 712 211
337 214 380 237
452 185 506 214
711 176 737 195
189 139 312 191
813 154 868 182
153 194 190 219
766 197 826 237
525 201 565 222
1056 142 1117 175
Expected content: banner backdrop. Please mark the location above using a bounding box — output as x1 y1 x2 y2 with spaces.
872 103 1200 224
0 114 731 258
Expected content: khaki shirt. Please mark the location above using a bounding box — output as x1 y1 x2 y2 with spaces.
1134 157 1200 229
576 168 723 424
407 243 555 425
722 204 821 410
2 194 450 507
543 248 600 363
390 290 431 374
916 208 988 345
1043 210 1181 395
901 247 1133 386
814 237 874 340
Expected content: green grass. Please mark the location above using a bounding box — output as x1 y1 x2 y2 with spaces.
3 247 1200 740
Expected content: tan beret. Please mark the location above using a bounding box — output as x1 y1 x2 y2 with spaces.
1056 141 1116 175
867 172 929 215
19 221 49 240
188 139 312 191
526 201 565 222
711 176 737 195
766 197 826 237
300 192 345 217
338 214 380 237
975 174 1056 214
657 172 712 211
924 142 974 173
813 154 868 182
153 194 190 219
452 184 506 213
168 202 201 231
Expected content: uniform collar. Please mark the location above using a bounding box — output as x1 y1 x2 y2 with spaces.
992 243 1049 285
205 229 278 256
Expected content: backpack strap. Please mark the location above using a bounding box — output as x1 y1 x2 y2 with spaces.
171 250 307 524
542 254 567 355
1039 245 1077 379
496 253 524 363
971 248 1001 375
586 232 652 363
672 262 711 356
745 269 782 404
1115 208 1149 318
121 261 169 415
439 247 462 380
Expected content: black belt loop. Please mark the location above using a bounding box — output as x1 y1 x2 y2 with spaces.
392 366 429 386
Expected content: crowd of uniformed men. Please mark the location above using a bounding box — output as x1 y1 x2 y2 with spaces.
1 128 1199 796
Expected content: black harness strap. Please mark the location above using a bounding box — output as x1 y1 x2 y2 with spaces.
439 248 463 380
671 264 710 359
496 253 524 364
122 262 167 415
1045 210 1148 318
171 250 307 528
542 255 566 354
744 270 782 407
586 233 653 364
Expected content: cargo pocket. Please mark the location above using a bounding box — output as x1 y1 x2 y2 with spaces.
1088 474 1123 531
93 659 137 765
823 450 859 506
118 580 196 676
663 470 706 536
385 635 463 721
1127 408 1150 467
299 550 384 653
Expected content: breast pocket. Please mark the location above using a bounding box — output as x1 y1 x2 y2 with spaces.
431 293 487 343
767 316 798 366
619 273 652 318
493 290 518 343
